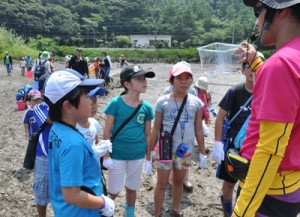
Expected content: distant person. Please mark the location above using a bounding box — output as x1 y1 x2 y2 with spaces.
43 69 114 216
4 51 13 76
119 54 128 68
193 76 217 136
20 57 26 76
65 55 71 68
212 61 254 216
93 58 101 79
33 51 51 90
69 48 89 77
24 55 33 71
102 51 112 85
102 65 155 217
49 52 54 72
99 63 105 80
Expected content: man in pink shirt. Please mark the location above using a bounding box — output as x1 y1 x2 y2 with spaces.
232 0 300 216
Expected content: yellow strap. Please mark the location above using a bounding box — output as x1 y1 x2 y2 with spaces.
251 57 264 75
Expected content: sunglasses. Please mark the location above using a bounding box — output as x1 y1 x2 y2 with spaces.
254 5 265 18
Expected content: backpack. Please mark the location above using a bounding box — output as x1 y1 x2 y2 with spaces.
34 60 47 81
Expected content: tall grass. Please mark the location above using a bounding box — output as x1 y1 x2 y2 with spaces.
0 27 38 60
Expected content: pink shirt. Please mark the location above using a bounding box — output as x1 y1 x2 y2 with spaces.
241 36 300 171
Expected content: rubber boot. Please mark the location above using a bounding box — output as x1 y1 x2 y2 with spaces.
124 203 135 217
220 195 232 217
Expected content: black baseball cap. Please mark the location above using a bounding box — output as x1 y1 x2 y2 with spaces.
120 65 155 82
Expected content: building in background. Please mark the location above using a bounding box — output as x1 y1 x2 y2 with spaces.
130 35 172 48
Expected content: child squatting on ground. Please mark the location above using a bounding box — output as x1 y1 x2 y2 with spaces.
102 65 155 217
43 69 115 217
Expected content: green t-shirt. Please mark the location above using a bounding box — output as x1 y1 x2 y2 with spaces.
104 96 154 160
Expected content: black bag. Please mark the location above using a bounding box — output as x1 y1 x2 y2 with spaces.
23 124 46 169
100 101 143 170
224 148 250 180
158 130 173 162
34 60 47 81
158 95 187 162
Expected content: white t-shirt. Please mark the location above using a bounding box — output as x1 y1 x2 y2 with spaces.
76 118 102 146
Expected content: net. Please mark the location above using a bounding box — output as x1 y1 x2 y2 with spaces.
197 42 240 74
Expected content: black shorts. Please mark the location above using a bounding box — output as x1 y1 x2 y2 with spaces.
216 139 238 184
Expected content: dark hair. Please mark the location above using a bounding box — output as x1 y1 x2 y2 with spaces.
99 63 105 68
291 4 300 22
120 79 131 95
44 86 90 122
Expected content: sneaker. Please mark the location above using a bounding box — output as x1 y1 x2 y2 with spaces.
169 209 183 217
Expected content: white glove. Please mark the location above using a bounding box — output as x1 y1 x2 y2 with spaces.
99 139 113 153
202 122 209 137
91 145 107 158
199 153 207 169
100 195 115 216
103 157 114 169
211 141 224 165
145 161 152 176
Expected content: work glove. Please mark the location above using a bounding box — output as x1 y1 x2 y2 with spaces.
211 141 224 165
202 123 209 137
100 195 115 217
199 153 207 169
99 140 113 153
103 158 114 169
145 161 152 176
91 145 107 158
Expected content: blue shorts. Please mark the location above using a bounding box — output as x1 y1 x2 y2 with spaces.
33 156 49 206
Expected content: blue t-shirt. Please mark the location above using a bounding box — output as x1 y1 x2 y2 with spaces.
48 122 103 217
104 96 154 160
23 109 40 138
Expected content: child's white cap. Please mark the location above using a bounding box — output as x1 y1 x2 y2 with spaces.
44 69 104 104
195 76 209 90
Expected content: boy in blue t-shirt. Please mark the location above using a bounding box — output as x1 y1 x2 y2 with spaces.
43 69 114 217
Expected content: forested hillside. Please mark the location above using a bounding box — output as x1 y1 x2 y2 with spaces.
0 0 256 48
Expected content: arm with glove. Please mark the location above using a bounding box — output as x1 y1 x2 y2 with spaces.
195 107 207 168
212 108 228 165
102 115 115 170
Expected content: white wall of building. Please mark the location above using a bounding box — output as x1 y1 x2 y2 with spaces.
130 35 172 47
